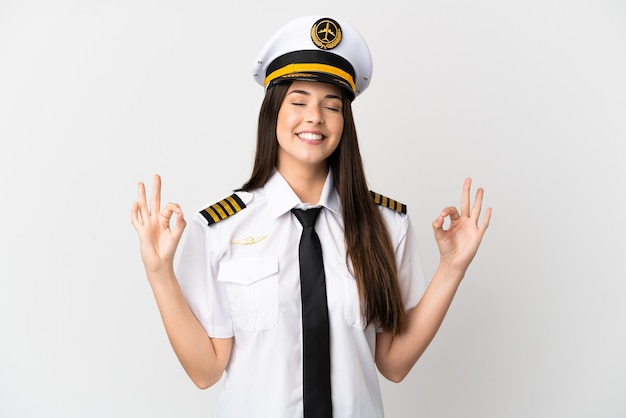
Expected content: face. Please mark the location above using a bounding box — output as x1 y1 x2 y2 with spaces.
275 81 344 174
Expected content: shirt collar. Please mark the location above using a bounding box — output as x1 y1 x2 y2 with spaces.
264 169 341 219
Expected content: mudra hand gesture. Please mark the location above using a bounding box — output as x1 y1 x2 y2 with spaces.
131 174 187 274
432 178 492 276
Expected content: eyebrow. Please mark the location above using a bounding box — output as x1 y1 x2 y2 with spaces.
288 89 342 101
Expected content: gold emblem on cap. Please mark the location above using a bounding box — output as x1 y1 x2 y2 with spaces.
311 18 342 50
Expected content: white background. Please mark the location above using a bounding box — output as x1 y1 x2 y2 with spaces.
1 1 625 417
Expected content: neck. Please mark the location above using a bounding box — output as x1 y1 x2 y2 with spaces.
277 162 329 205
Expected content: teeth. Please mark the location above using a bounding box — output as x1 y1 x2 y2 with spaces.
297 132 323 140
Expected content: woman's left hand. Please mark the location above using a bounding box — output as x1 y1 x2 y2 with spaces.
432 178 492 275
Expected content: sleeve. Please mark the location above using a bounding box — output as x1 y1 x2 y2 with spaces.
176 212 234 338
394 213 427 312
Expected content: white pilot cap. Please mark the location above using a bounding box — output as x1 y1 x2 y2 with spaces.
252 16 373 99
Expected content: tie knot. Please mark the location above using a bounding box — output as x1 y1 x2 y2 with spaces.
291 207 322 228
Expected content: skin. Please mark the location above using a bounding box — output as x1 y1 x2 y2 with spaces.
131 80 492 388
375 177 491 382
131 174 231 389
275 81 344 203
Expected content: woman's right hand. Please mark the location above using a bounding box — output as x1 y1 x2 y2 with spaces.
131 174 186 274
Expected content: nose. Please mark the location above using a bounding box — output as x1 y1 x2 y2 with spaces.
306 105 324 125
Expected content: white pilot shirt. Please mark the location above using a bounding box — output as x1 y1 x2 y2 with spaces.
177 169 426 418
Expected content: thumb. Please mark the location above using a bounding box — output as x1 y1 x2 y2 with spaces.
170 205 187 242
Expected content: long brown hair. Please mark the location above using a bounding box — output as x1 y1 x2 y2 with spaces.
238 82 405 334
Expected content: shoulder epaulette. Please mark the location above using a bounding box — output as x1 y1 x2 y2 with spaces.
200 193 247 225
370 191 407 214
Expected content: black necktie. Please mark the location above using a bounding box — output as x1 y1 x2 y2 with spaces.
291 207 332 418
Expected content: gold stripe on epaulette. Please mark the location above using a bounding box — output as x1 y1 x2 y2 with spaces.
200 193 247 225
370 191 407 214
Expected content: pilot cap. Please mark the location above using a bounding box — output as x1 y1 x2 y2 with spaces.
252 16 373 99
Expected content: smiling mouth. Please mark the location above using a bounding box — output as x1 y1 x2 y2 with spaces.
296 132 324 141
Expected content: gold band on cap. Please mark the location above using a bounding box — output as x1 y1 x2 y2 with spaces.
264 63 356 92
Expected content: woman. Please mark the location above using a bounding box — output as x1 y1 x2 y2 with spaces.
131 16 491 418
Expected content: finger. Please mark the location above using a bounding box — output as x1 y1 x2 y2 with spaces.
161 202 187 241
461 178 472 216
171 205 187 241
470 187 484 221
160 202 176 227
130 201 142 228
479 206 492 233
150 174 162 218
161 202 184 224
443 206 461 222
432 213 444 231
136 181 149 219
432 206 459 238
432 213 445 239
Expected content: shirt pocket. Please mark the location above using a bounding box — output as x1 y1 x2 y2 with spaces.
335 256 366 330
217 256 279 332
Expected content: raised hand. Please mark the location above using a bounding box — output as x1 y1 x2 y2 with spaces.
131 174 186 274
432 178 492 275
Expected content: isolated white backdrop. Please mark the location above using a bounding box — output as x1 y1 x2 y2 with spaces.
1 1 625 417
